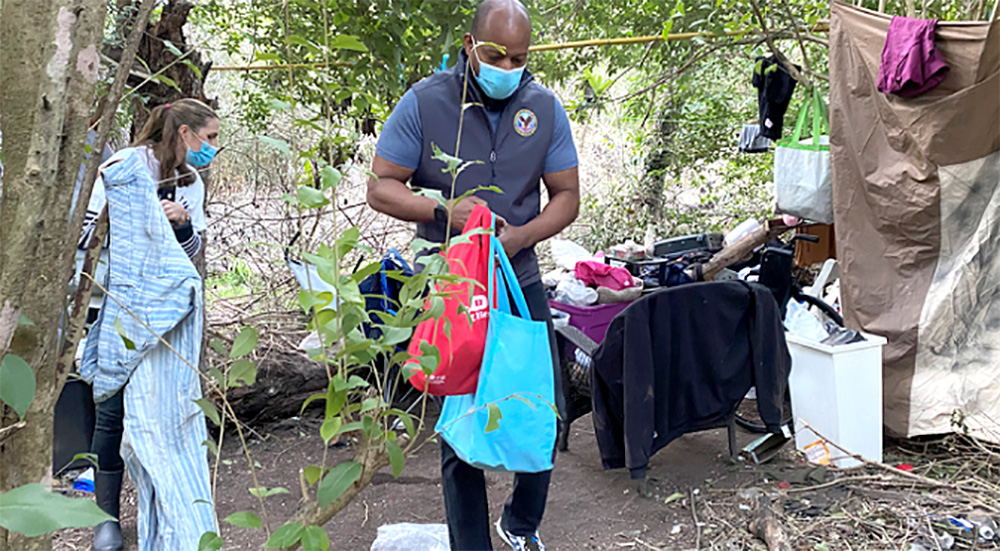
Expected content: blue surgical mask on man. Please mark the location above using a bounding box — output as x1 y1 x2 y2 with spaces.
472 37 525 100
185 136 218 167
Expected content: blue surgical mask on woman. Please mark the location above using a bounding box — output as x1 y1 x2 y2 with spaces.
185 136 218 167
472 38 525 100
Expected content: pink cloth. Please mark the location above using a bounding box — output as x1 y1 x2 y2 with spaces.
877 16 950 98
575 261 634 291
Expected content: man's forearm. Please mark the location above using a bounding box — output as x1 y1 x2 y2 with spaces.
520 189 580 248
367 177 438 223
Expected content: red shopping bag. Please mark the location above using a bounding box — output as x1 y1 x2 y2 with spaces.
407 204 492 395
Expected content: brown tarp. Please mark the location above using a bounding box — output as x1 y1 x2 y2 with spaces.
830 2 1000 441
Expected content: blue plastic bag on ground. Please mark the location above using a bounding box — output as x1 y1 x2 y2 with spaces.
436 220 557 473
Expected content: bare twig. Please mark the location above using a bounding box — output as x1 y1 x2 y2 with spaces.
748 0 812 88
691 489 702 550
0 421 27 444
798 419 951 488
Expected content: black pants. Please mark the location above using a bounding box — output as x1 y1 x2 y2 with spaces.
91 387 125 473
441 281 564 551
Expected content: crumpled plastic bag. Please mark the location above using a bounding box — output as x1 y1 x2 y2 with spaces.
554 277 598 306
784 300 828 342
550 239 593 271
370 523 449 551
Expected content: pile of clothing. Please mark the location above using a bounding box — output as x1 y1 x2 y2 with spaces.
544 239 642 307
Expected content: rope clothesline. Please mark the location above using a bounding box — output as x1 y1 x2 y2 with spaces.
210 24 831 73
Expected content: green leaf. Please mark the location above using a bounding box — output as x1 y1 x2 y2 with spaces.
258 135 292 155
386 409 416 438
351 261 383 285
249 486 290 499
266 523 304 548
378 326 412 347
335 227 361 259
0 483 113 537
182 59 203 80
113 317 136 351
304 465 328 487
386 439 404 479
335 421 364 436
208 368 226 389
209 338 227 356
320 417 342 445
320 166 342 190
202 439 219 458
664 492 685 505
229 359 257 387
199 531 224 551
325 380 347 418
17 314 34 326
0 353 35 421
300 391 326 414
71 453 99 469
301 525 331 551
154 74 180 92
317 461 362 507
299 290 334 312
162 40 183 57
329 34 368 52
360 397 382 414
430 142 463 175
193 398 221 426
347 375 370 389
230 327 258 358
223 511 263 528
415 189 447 207
486 403 502 433
298 185 329 209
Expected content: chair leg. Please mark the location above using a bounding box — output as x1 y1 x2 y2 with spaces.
727 413 737 458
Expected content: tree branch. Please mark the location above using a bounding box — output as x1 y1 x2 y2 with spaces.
748 0 812 88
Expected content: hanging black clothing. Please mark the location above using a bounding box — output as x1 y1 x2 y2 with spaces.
590 281 791 480
752 56 800 140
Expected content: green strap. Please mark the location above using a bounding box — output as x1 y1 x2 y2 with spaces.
788 87 829 146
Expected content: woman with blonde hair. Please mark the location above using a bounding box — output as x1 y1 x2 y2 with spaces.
80 98 220 551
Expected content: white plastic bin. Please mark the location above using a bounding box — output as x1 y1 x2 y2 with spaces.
786 332 886 468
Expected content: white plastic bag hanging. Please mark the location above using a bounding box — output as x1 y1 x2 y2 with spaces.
775 88 833 224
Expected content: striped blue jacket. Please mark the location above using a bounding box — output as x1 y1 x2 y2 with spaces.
80 148 203 402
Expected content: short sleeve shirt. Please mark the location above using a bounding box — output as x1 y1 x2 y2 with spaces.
375 88 578 175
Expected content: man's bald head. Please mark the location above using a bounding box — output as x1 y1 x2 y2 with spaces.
464 0 532 74
471 0 531 36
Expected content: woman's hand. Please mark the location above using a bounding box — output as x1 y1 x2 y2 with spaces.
160 199 190 226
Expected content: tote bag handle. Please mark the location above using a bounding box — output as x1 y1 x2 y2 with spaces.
487 215 531 319
787 87 830 146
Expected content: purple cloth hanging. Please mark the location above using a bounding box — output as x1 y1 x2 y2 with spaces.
877 16 950 98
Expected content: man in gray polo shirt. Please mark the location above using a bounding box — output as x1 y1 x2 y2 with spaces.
366 1 579 548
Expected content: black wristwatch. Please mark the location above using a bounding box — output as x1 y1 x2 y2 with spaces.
433 204 449 225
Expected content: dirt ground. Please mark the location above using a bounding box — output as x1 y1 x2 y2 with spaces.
54 409 784 551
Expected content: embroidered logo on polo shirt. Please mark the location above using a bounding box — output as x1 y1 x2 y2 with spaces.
514 109 537 137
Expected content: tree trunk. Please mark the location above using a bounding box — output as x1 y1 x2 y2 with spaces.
125 0 214 138
0 0 108 548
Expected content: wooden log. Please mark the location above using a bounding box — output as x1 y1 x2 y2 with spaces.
693 219 789 281
748 491 793 551
212 348 330 425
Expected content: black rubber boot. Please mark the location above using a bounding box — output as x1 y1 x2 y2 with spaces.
93 470 123 551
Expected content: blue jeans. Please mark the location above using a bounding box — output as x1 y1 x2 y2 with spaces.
440 281 563 551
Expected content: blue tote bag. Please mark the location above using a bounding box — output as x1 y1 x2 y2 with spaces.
435 219 557 473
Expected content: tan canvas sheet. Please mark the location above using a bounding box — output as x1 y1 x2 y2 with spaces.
829 2 1000 441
